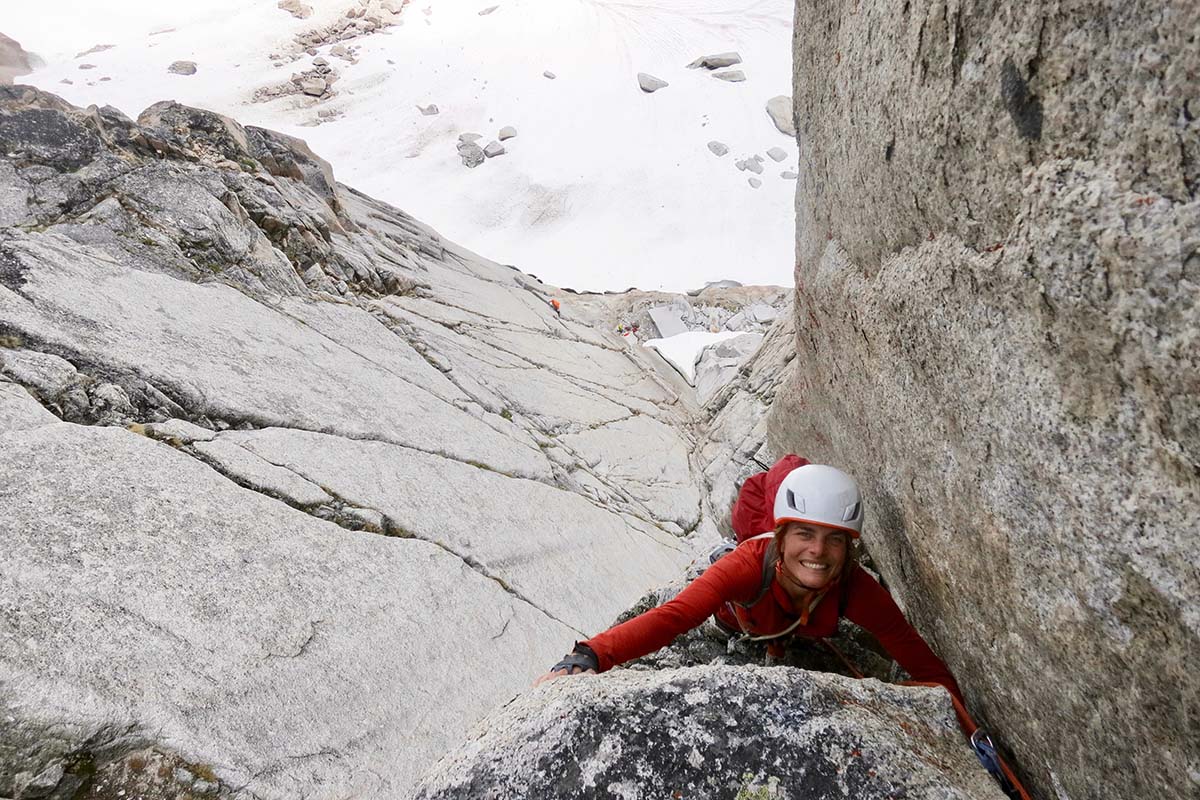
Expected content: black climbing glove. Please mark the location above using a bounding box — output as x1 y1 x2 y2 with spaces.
550 642 599 674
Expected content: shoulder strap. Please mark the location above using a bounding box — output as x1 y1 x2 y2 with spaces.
736 537 777 609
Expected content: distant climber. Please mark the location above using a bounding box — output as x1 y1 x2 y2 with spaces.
549 298 561 317
536 456 1030 799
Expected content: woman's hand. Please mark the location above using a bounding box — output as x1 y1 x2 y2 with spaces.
533 665 596 686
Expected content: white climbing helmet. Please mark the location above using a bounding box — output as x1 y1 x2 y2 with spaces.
772 464 864 538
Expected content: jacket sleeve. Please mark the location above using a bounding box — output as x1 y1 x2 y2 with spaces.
581 548 761 672
842 567 964 704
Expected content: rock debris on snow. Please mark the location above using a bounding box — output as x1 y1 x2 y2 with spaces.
457 141 485 167
744 159 764 175
766 94 795 136
277 0 313 19
483 141 505 158
543 70 556 79
458 132 482 143
168 61 197 75
686 52 742 70
497 126 517 140
300 77 327 96
713 69 745 82
781 170 798 179
748 177 762 188
707 141 729 156
478 5 499 14
417 103 439 115
637 72 668 93
766 146 787 162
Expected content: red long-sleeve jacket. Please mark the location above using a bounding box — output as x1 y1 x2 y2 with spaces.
582 536 963 703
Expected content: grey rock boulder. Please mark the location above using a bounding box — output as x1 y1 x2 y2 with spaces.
414 666 1005 800
766 94 795 136
0 33 41 85
748 176 762 188
497 125 517 140
781 170 798 179
483 140 505 158
744 158 764 175
167 60 197 75
637 72 668 93
707 140 729 156
457 141 485 167
713 69 746 82
417 103 439 115
777 4 1200 800
686 52 742 70
767 146 787 162
543 70 556 79
300 77 327 96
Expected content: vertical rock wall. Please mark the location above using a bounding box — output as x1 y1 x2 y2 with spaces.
773 2 1198 799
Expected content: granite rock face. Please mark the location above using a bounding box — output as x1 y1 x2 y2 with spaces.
413 666 1005 800
0 85 710 799
776 3 1200 799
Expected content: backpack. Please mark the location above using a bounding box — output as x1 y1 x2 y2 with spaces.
730 454 809 542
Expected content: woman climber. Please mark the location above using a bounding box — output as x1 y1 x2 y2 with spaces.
534 456 1030 799
535 458 964 711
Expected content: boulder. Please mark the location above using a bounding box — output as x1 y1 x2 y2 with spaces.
299 77 326 96
637 72 668 93
767 146 787 162
647 305 688 338
766 94 794 136
483 140 505 158
418 103 439 115
277 0 313 18
707 140 729 156
414 666 1005 800
694 332 763 406
748 176 762 188
686 52 742 70
775 4 1200 800
713 69 746 82
497 125 517 140
0 33 41 85
745 159 764 175
543 70 556 79
458 132 482 143
167 60 197 75
781 170 798 179
478 5 499 14
458 141 485 167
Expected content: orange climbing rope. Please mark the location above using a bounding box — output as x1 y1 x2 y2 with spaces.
818 638 1033 800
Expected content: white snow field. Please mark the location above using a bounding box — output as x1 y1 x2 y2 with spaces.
7 0 796 292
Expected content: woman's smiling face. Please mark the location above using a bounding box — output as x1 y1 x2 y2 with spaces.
778 521 849 591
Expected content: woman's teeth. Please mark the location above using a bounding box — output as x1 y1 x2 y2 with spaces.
801 561 828 570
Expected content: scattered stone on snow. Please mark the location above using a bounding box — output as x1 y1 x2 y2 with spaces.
458 141 485 167
543 70 556 79
78 63 96 70
417 103 439 115
478 4 498 14
766 94 796 136
713 69 746 82
767 146 787 162
277 0 313 18
781 170 798 179
744 159 764 175
707 140 729 156
637 72 668 93
686 51 742 70
458 132 482 143
497 126 517 140
483 140 505 158
168 60 197 75
748 176 762 188
74 43 115 59
300 77 327 96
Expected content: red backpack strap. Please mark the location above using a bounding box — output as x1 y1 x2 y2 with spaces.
735 536 777 609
